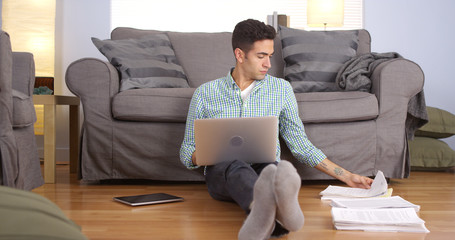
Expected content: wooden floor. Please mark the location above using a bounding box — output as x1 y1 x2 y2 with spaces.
33 165 455 240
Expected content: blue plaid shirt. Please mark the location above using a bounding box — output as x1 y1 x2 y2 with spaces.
180 71 327 169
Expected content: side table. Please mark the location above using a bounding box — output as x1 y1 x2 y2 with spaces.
33 95 80 184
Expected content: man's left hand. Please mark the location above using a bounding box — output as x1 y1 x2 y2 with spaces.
345 173 373 189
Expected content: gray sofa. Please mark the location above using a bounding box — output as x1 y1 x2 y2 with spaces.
66 27 424 182
0 31 44 190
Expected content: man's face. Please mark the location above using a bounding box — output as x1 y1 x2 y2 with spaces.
240 39 274 80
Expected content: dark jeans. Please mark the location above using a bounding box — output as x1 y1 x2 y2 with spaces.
205 160 277 213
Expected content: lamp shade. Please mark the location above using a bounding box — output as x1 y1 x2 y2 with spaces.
2 0 56 135
307 0 344 28
2 0 56 77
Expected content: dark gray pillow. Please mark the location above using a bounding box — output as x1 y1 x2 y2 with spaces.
92 34 189 91
279 26 359 93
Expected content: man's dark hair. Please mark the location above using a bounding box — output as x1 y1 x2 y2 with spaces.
232 19 276 54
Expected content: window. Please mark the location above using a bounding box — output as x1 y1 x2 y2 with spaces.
111 0 363 32
275 0 363 30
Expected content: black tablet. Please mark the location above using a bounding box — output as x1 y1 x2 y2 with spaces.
113 193 184 206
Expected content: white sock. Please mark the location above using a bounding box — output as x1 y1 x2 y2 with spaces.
238 164 277 240
274 160 304 232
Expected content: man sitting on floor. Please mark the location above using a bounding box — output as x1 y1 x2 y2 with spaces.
180 19 373 239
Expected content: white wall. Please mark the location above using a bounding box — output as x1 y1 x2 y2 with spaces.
50 0 111 161
50 0 455 160
364 0 455 149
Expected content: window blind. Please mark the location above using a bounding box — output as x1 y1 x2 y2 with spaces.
111 0 363 31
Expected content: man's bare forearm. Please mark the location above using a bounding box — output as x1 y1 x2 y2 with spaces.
315 158 372 189
315 158 351 182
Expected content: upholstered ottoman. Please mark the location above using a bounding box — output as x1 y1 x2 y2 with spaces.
0 186 87 240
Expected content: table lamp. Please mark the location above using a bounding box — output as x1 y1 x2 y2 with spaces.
307 0 344 30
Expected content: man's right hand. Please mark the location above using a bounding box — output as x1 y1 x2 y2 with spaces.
192 151 197 165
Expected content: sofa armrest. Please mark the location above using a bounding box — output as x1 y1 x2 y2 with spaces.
66 58 119 98
370 58 424 178
12 52 35 96
65 58 120 171
65 58 119 117
371 58 424 114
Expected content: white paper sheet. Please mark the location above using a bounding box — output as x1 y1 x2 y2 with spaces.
334 223 430 233
330 196 420 211
320 170 388 198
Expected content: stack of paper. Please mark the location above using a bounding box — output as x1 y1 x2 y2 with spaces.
320 171 429 233
331 208 429 233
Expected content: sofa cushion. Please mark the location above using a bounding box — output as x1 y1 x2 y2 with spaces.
92 34 189 91
295 91 378 123
12 89 36 128
113 89 378 124
112 88 196 122
279 26 359 93
167 32 235 88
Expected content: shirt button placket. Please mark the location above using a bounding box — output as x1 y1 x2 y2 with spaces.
236 89 243 118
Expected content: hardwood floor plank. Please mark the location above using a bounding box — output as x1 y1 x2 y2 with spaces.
33 165 455 240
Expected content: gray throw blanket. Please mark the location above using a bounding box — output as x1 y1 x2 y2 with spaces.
336 52 428 139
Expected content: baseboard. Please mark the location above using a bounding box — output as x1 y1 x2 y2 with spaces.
37 147 70 163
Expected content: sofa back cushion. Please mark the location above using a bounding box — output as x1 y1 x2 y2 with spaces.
111 27 163 40
168 32 235 88
266 30 370 79
279 26 371 93
357 29 371 56
111 28 235 88
109 27 371 90
12 52 35 96
268 35 285 79
92 34 189 91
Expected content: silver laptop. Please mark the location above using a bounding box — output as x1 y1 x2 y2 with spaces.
194 116 278 166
